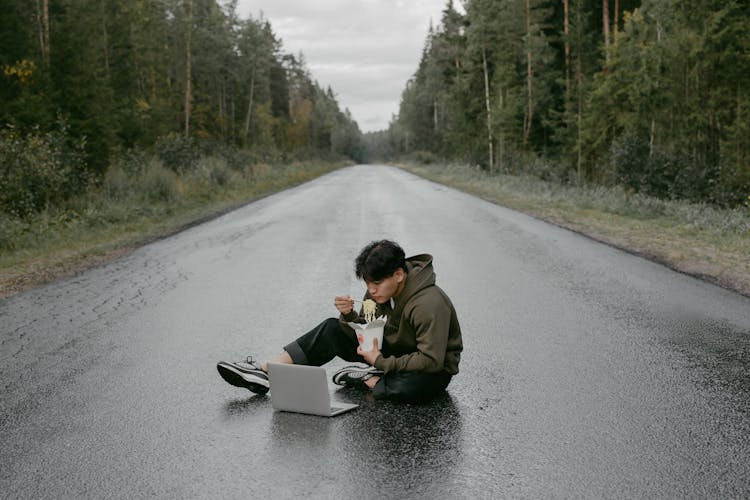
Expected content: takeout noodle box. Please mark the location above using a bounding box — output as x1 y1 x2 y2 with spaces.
348 317 386 352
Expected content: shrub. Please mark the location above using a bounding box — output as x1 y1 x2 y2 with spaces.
611 130 650 193
155 133 200 172
140 160 180 203
0 214 27 251
610 131 725 203
192 156 233 187
711 160 750 208
0 123 89 217
112 147 150 176
207 158 232 187
521 155 566 183
103 165 132 200
226 148 259 171
196 140 255 170
404 150 439 165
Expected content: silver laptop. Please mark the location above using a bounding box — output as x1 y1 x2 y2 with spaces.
267 363 358 417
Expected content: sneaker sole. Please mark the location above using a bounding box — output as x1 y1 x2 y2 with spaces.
332 365 384 385
217 363 269 394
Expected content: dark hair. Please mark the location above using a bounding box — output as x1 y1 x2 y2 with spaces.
355 240 406 282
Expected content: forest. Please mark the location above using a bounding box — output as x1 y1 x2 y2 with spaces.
369 0 750 207
2 0 749 219
1 0 362 218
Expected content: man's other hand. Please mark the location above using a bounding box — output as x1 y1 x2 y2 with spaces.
357 338 381 365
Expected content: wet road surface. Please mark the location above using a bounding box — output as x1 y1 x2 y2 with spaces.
2 165 750 498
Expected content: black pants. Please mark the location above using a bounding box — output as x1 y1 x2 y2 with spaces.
284 318 453 402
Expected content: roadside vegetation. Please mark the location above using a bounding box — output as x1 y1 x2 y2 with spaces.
401 161 750 296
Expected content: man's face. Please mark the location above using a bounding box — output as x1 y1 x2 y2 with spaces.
366 268 405 304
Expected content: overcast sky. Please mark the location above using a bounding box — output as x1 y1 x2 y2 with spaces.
234 0 452 133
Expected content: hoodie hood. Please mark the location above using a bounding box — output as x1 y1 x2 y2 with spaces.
379 253 434 332
397 254 435 304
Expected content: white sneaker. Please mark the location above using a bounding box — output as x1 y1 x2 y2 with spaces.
216 356 269 394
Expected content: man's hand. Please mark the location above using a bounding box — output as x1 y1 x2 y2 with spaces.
334 295 355 315
357 338 381 366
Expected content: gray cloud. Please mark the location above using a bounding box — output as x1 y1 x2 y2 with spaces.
235 0 449 132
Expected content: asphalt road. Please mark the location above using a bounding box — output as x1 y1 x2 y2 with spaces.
2 165 749 499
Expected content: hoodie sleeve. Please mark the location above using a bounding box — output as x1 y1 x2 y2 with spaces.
374 293 450 373
339 309 359 323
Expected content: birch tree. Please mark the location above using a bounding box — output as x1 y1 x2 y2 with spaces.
34 0 50 65
602 0 611 66
464 0 503 172
183 0 193 137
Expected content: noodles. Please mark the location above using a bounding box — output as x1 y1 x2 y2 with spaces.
362 299 377 323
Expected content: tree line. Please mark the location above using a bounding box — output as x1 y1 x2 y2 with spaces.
1 0 362 217
371 0 749 207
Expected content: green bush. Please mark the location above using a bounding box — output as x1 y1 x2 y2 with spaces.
201 157 232 187
611 131 650 193
155 133 200 172
0 123 89 217
140 160 180 203
0 214 28 251
712 160 750 208
225 148 259 171
111 147 150 176
611 131 724 204
521 155 567 183
103 165 132 200
404 150 439 165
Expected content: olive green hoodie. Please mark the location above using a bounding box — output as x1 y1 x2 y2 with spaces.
341 254 462 374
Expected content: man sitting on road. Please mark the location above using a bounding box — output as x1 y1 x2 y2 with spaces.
216 239 463 402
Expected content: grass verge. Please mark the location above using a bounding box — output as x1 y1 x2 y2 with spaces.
399 162 750 297
0 160 347 298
